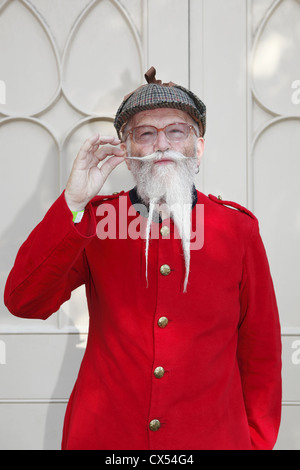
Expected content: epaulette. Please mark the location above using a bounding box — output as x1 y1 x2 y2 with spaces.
208 194 257 220
92 190 125 203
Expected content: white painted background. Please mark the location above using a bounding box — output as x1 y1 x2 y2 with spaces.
0 0 299 449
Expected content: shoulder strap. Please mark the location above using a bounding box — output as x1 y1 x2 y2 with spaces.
208 194 257 220
93 190 125 203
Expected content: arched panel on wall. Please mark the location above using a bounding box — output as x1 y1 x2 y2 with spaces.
251 0 300 117
61 0 144 116
251 117 300 328
0 117 60 328
0 0 61 116
248 0 300 330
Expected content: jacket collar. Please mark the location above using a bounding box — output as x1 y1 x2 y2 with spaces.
129 185 198 222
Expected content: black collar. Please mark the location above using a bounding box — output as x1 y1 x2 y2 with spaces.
129 186 198 223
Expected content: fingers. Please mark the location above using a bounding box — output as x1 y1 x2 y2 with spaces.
94 147 125 162
77 133 123 161
66 134 126 210
99 155 125 182
86 133 120 148
77 133 101 159
81 133 126 184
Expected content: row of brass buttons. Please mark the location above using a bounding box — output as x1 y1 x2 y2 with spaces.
149 226 171 432
149 315 169 431
160 226 171 277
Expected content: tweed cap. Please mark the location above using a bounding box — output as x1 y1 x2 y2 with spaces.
114 67 206 138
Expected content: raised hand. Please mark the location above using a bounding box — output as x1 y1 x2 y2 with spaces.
65 133 125 212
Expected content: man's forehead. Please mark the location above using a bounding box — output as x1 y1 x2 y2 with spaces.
130 108 194 127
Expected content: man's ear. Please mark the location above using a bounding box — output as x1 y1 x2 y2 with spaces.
120 142 130 170
196 137 205 166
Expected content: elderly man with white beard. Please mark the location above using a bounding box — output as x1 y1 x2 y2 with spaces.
4 67 282 451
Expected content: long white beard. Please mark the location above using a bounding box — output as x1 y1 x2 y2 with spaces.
128 148 198 292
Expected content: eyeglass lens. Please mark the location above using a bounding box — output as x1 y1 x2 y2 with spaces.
132 123 192 145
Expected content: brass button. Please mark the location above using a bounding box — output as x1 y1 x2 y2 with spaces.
157 317 169 328
149 419 161 432
158 316 168 328
154 366 165 378
160 264 171 276
217 195 222 200
112 192 119 195
160 225 170 237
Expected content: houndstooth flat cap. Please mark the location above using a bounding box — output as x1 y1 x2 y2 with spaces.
114 67 206 138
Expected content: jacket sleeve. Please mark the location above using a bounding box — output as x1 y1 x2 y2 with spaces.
238 218 282 450
4 192 97 320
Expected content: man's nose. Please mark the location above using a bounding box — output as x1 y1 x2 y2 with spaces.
153 129 170 152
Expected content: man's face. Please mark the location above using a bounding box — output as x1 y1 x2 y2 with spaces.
121 108 204 168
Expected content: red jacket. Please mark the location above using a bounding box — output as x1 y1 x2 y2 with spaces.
4 189 282 450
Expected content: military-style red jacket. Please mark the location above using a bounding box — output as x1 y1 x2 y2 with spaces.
4 188 282 450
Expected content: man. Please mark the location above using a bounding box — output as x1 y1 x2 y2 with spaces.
4 67 282 450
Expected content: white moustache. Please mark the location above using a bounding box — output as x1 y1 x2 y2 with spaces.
126 150 197 162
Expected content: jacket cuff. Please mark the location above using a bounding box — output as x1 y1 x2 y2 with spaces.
61 191 97 239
